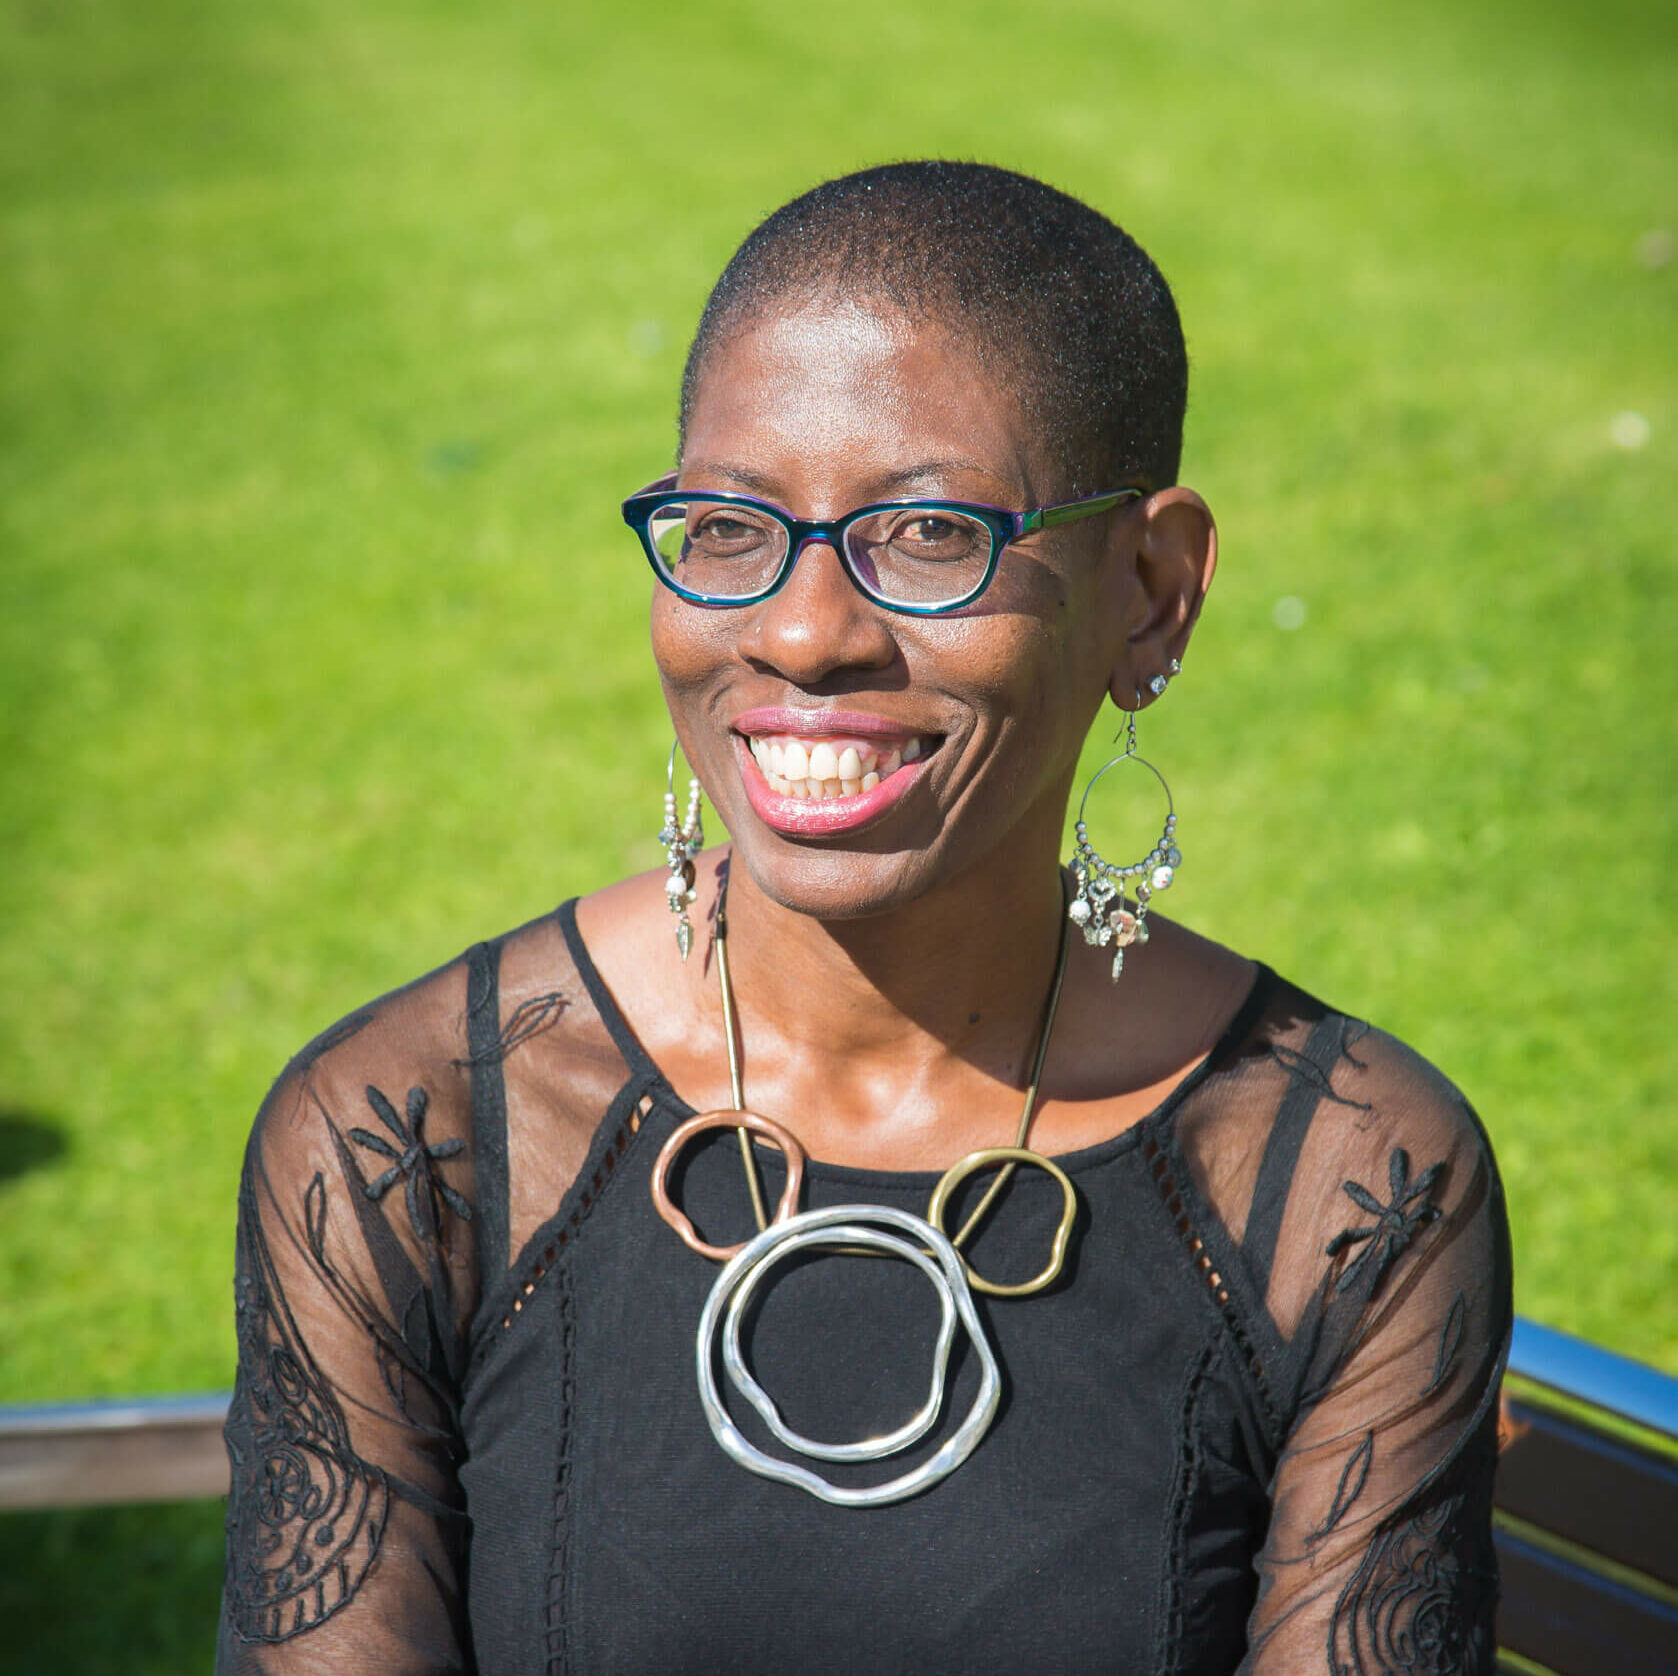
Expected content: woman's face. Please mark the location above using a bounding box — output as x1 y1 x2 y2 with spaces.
653 297 1152 921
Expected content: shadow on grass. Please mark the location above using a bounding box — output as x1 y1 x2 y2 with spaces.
0 1499 223 1676
0 1109 70 1184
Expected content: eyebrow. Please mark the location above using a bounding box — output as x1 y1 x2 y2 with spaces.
695 458 1017 501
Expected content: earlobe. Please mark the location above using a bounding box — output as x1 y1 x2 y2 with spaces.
1107 487 1217 709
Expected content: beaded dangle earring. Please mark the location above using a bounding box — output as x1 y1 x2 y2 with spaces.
1068 661 1182 981
660 743 705 960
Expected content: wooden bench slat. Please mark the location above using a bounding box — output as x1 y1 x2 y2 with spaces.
1498 1397 1678 1590
0 1394 230 1511
1495 1522 1678 1676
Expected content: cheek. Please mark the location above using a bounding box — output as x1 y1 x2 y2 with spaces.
941 581 1087 735
649 590 731 701
931 587 1108 808
943 620 1050 707
915 621 1079 802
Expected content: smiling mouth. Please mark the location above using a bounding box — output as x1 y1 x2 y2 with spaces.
741 733 936 800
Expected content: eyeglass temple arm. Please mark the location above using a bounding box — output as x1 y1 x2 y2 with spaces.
1019 487 1146 534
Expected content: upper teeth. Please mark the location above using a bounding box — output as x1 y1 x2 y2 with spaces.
746 734 929 799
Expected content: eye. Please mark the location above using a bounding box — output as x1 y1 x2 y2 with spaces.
902 516 959 543
884 510 986 562
688 509 774 554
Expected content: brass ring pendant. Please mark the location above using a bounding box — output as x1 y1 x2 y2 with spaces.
651 1110 807 1261
926 1146 1079 1297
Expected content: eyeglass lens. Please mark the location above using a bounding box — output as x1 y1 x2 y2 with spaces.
647 500 995 607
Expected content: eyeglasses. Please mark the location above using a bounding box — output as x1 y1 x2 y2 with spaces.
621 473 1147 616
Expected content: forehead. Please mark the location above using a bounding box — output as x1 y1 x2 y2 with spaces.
681 299 1045 507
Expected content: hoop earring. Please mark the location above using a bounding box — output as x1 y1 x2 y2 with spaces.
1067 709 1181 982
660 742 705 960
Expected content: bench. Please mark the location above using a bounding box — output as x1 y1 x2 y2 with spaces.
0 1390 229 1510
1495 1318 1678 1675
3 1316 1674 1669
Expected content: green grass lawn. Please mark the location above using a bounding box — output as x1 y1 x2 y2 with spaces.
0 1500 225 1676
0 0 1673 1662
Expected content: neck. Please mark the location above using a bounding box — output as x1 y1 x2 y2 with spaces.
712 815 1069 1072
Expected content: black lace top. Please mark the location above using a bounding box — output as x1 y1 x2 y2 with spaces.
217 900 1511 1674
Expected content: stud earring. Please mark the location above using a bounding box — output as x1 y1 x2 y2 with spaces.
660 743 705 960
1067 709 1181 982
1145 658 1182 701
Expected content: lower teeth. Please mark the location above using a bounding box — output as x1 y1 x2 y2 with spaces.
769 771 884 799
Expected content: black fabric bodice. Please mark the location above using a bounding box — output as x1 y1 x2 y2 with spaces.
217 900 1511 1675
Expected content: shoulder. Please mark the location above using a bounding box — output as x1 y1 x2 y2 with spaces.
1214 971 1499 1195
245 902 631 1185
1177 970 1507 1338
1303 1013 1505 1311
248 949 473 1179
1289 1004 1501 1239
1248 979 1508 1361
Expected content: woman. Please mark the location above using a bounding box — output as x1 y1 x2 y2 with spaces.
219 162 1510 1673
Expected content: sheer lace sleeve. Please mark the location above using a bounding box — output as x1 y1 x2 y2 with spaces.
1235 1023 1513 1675
216 967 479 1674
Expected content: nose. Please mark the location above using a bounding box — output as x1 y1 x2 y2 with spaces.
737 534 898 685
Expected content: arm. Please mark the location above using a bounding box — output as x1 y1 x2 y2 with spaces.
218 1008 476 1673
1240 1037 1512 1673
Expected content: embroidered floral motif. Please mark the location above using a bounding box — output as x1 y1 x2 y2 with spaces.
1329 1492 1494 1674
454 990 568 1067
1325 1147 1443 1297
1423 1293 1467 1398
224 1176 389 1642
350 1084 470 1241
1262 1038 1372 1112
1310 1430 1375 1544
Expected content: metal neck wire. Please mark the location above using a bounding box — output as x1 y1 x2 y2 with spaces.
712 868 1074 1253
712 901 771 1233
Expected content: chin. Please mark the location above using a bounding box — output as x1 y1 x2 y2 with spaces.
723 832 943 923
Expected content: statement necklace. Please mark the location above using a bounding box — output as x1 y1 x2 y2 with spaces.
648 879 1079 1506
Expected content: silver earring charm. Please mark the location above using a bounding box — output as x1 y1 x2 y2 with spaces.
1067 709 1180 981
660 743 705 960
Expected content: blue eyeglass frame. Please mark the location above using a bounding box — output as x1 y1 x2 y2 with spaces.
620 472 1148 616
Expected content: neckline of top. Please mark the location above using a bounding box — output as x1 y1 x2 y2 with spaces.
553 896 1277 1184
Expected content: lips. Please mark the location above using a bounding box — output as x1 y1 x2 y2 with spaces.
731 708 939 837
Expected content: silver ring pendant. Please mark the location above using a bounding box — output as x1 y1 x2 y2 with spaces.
694 1204 1003 1507
724 1223 961 1461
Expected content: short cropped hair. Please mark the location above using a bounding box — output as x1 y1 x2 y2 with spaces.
679 161 1188 494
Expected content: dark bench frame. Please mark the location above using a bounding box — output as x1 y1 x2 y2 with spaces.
1495 1319 1678 1676
3 1316 1674 1671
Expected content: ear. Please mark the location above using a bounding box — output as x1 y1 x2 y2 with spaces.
1106 487 1218 710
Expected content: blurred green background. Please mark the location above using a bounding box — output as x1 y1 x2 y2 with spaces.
1 0 1673 1666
